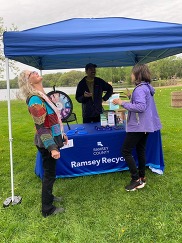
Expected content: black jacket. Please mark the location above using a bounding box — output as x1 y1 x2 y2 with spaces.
75 77 113 118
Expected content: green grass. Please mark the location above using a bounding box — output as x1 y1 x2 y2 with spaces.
0 87 182 243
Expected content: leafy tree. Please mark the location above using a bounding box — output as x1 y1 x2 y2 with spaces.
119 66 132 85
148 56 182 80
0 80 6 88
0 17 19 79
148 61 160 80
175 57 182 77
97 67 112 82
97 67 131 84
42 72 63 87
59 70 85 86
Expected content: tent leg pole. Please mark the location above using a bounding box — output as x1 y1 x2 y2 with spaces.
3 58 22 207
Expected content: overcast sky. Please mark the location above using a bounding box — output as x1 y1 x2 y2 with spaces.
1 0 182 79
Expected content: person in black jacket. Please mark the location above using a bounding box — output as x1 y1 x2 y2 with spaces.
75 63 113 123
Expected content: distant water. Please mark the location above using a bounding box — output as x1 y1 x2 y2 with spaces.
0 87 77 101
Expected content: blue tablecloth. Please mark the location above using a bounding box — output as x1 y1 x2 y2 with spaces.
35 123 164 179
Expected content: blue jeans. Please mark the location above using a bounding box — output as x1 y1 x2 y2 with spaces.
37 146 56 216
121 132 149 180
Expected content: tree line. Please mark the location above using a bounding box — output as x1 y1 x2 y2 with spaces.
1 56 182 89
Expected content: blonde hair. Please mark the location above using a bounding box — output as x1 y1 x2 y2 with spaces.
17 70 39 100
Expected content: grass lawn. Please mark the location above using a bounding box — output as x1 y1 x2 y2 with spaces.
0 86 182 243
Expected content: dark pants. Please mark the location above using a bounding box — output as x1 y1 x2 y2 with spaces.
37 146 56 217
83 115 100 123
122 132 149 180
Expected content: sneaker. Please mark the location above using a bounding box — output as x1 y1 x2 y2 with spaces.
52 207 65 215
140 177 146 186
53 196 63 202
125 179 145 191
42 207 65 217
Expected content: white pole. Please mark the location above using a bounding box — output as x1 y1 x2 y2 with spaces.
6 58 14 201
3 58 22 207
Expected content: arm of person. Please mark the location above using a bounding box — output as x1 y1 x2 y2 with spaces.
123 88 131 99
113 89 147 112
51 149 60 159
101 79 113 101
84 91 92 97
75 82 91 103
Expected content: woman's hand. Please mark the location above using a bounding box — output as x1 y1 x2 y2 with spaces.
51 150 60 159
123 88 131 98
63 133 68 145
112 98 122 106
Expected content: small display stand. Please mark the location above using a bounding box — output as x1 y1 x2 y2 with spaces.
100 110 116 127
100 108 126 127
100 111 108 126
115 109 126 127
107 111 115 126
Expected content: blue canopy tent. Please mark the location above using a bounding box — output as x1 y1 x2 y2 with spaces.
3 17 182 69
3 17 182 206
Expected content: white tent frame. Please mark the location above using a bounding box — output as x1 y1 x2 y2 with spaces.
3 58 22 207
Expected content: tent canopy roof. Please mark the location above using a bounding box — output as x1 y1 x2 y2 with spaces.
3 17 182 70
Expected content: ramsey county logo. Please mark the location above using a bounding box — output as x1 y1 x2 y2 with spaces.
93 143 109 155
97 142 103 146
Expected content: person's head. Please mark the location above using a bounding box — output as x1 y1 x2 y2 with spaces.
85 63 97 78
131 64 151 85
18 70 42 99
